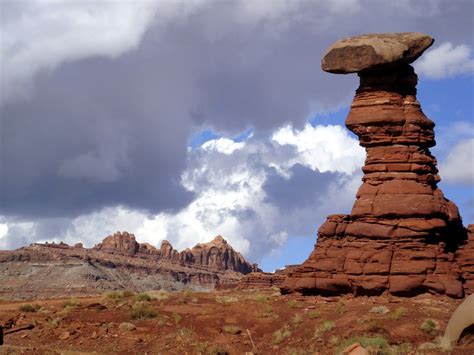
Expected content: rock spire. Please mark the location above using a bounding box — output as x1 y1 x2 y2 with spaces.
281 33 473 298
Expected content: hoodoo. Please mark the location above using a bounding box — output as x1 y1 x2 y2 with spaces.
281 33 474 298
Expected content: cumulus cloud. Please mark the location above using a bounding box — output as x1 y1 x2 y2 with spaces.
1 0 473 261
0 124 364 262
439 138 474 185
415 42 474 79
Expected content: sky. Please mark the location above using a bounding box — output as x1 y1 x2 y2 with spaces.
0 0 473 272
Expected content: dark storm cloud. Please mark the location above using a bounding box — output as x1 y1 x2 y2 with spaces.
1 0 473 224
263 164 338 210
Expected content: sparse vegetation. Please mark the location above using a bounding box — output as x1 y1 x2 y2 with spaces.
19 303 41 312
366 320 387 333
329 335 340 346
134 292 153 302
369 305 389 315
123 289 135 298
172 312 183 324
215 295 239 304
390 306 407 320
130 302 157 320
292 314 304 325
420 319 439 335
61 298 80 308
119 322 136 331
336 335 389 354
273 325 292 344
307 310 320 319
336 300 347 314
153 289 170 301
254 293 270 303
314 320 335 339
207 344 229 355
222 325 241 335
106 290 124 300
257 304 274 318
287 300 298 308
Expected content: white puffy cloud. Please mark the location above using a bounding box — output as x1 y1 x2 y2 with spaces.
415 42 474 79
0 123 364 264
439 138 474 185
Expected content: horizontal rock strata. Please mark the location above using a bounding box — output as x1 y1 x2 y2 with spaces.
281 32 473 298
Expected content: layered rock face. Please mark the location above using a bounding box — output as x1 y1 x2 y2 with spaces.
281 33 473 298
94 232 257 274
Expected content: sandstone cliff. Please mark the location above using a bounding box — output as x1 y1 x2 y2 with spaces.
0 233 258 300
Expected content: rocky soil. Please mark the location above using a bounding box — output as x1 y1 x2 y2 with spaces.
1 289 473 354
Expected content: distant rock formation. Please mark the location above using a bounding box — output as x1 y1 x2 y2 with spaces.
93 232 258 274
0 233 259 300
282 32 473 298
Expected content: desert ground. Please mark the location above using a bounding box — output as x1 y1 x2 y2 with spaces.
1 289 473 354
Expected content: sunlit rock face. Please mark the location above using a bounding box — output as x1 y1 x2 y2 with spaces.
282 32 473 298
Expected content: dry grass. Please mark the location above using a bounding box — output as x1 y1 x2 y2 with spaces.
130 302 157 320
222 325 241 335
273 325 292 344
19 303 41 312
314 320 335 339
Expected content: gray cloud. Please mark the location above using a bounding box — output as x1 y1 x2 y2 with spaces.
1 0 473 251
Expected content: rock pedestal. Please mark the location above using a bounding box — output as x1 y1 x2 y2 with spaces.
281 33 472 298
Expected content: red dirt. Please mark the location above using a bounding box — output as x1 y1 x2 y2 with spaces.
1 289 473 354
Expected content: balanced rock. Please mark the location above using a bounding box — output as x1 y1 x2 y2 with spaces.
282 32 472 298
322 32 433 73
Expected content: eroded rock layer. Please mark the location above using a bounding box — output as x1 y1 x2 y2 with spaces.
281 34 473 297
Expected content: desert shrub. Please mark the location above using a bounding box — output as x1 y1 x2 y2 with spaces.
130 302 157 320
369 305 389 315
336 336 389 354
307 310 320 319
207 344 229 355
292 314 304 325
172 312 183 324
119 322 136 331
420 319 439 335
257 304 274 318
106 290 124 300
134 293 153 302
215 295 239 304
287 300 298 308
154 290 170 301
273 325 292 344
389 306 407 320
122 289 135 298
222 325 241 335
329 335 340 346
19 303 41 312
254 294 270 303
46 316 63 329
337 300 347 314
314 320 335 339
366 320 387 333
61 298 80 308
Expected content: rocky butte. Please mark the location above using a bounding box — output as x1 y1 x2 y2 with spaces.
0 232 259 300
281 33 474 298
